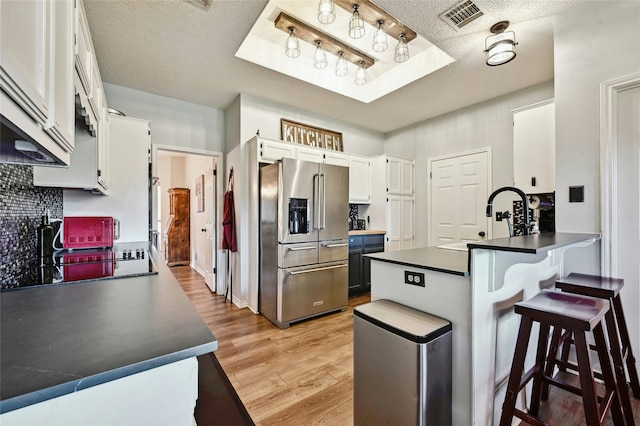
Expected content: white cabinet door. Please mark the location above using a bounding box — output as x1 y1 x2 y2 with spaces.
97 99 110 191
401 159 414 195
44 0 75 152
324 151 349 167
385 195 402 252
513 101 555 194
400 197 414 249
74 0 93 99
296 146 324 163
349 156 371 204
386 157 402 194
259 140 295 163
0 0 51 124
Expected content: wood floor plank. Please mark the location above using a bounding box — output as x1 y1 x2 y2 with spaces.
170 265 640 426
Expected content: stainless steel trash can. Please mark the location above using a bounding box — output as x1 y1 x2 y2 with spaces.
354 299 452 426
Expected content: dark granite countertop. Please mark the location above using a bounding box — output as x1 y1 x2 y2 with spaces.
466 232 600 254
366 246 470 276
366 233 599 276
0 244 218 414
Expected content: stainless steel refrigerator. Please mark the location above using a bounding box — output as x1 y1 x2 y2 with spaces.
260 158 349 329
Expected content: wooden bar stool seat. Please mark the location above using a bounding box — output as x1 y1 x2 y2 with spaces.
499 290 625 426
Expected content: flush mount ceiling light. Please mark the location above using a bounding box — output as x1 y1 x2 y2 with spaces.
372 20 388 52
285 27 300 58
484 21 517 66
317 0 336 24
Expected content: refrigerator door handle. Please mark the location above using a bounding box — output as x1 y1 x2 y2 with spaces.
287 246 317 252
287 263 348 275
313 173 321 230
323 242 348 248
320 173 326 230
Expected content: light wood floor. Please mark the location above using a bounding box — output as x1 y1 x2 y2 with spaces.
172 265 640 426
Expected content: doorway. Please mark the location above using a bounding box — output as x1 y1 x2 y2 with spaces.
152 145 223 293
601 72 640 362
427 148 492 247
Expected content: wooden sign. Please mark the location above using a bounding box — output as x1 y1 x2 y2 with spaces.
281 119 343 152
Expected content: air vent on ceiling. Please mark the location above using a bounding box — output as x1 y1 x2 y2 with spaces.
439 0 484 31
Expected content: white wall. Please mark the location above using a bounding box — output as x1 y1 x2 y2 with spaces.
554 0 640 365
384 82 554 246
64 116 150 243
103 83 225 153
554 1 640 233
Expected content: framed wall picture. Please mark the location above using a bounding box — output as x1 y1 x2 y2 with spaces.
195 174 204 212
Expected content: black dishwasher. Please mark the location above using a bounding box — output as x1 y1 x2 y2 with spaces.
349 234 385 297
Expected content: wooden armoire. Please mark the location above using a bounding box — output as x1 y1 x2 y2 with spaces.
164 188 190 266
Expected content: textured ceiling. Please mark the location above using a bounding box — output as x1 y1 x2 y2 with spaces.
84 0 583 133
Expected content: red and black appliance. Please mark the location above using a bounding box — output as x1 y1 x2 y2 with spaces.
63 216 119 249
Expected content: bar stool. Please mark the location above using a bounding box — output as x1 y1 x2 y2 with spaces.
499 290 625 426
546 272 640 425
556 273 640 396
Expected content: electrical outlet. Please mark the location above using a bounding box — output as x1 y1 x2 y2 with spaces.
496 211 503 221
404 271 425 287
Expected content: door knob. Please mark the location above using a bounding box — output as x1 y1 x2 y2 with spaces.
478 231 486 237
201 228 206 232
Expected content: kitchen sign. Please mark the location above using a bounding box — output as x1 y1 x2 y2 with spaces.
281 119 343 152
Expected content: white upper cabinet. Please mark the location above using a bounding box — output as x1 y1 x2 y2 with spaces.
384 155 414 195
296 146 325 164
0 0 51 124
324 151 349 167
44 0 75 152
259 138 296 163
33 0 110 193
348 156 371 204
0 0 75 165
513 100 555 194
74 0 93 102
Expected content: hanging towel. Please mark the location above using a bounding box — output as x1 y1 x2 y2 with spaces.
222 169 237 252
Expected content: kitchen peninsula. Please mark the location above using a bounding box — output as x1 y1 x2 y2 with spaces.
0 246 218 425
367 232 600 426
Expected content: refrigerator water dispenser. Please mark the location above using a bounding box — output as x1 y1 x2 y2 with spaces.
289 198 308 234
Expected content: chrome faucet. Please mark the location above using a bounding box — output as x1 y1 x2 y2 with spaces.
486 186 531 236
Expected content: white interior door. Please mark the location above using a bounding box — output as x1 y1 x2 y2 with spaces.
615 86 639 360
428 150 491 246
204 165 216 290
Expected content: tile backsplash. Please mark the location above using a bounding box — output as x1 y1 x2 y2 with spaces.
0 164 63 287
